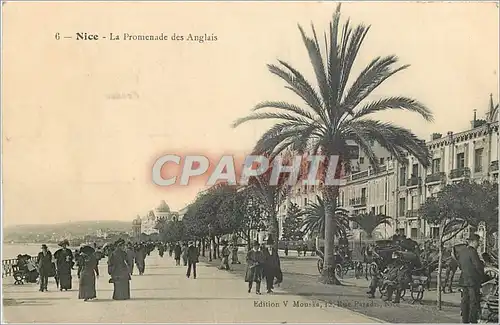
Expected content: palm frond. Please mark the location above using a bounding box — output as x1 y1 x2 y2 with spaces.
353 96 433 122
253 101 317 121
232 112 312 128
346 119 431 167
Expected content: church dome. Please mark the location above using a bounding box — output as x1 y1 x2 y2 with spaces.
156 200 170 213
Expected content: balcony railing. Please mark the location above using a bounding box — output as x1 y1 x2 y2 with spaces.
351 170 369 181
405 210 419 218
406 176 422 187
349 196 367 207
450 167 471 179
425 172 446 184
491 161 499 172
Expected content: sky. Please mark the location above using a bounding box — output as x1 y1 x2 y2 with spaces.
2 2 499 226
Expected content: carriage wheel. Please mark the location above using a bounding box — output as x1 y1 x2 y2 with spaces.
369 263 378 278
411 289 424 303
317 259 324 274
400 289 406 298
335 264 343 278
342 264 349 276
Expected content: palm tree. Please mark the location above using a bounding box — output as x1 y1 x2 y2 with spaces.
300 195 350 239
350 212 392 239
232 4 432 284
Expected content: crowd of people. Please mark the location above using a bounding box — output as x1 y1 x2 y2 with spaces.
11 233 497 323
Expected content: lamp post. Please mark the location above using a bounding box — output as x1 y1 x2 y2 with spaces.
208 223 213 262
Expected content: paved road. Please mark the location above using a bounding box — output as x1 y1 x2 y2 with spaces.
2 253 381 323
203 252 462 323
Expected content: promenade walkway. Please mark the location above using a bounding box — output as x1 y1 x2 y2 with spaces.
2 253 382 323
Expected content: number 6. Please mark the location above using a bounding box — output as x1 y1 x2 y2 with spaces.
55 33 60 40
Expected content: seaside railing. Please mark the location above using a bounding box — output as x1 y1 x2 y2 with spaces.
2 256 35 278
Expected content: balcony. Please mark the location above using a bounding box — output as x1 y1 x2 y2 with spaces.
491 161 499 173
351 170 369 181
349 196 367 207
406 176 422 188
425 172 446 184
450 167 471 180
405 210 419 219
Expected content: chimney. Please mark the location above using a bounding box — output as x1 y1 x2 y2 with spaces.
471 109 477 128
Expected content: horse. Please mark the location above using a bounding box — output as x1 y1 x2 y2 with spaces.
421 244 459 293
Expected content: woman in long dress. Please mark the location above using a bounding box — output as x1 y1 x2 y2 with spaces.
78 246 99 301
108 239 131 300
54 239 74 291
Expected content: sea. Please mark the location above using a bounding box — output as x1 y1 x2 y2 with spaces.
2 243 80 260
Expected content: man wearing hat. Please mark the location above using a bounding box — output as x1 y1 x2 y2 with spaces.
456 234 485 323
36 244 53 292
186 241 199 279
54 239 74 291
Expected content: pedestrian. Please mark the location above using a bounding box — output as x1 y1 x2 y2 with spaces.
168 244 173 257
125 242 135 275
135 243 146 275
36 244 54 292
219 240 230 270
284 242 289 256
181 242 188 266
53 239 74 291
186 241 198 279
78 245 99 302
262 238 281 293
231 243 241 264
107 239 131 300
455 234 485 323
174 242 182 266
245 240 264 294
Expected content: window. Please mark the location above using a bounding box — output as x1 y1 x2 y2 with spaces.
398 228 406 236
431 227 439 239
457 153 465 169
399 167 406 186
432 158 441 173
341 192 344 206
410 228 418 239
371 207 375 214
361 188 366 198
474 148 483 172
399 198 406 216
412 163 419 177
380 157 385 165
359 157 365 164
304 198 308 206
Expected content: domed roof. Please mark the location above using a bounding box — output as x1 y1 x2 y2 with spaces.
132 215 142 225
156 200 170 213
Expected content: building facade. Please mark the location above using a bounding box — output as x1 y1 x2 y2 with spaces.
277 97 499 242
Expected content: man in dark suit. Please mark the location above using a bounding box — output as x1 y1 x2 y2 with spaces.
456 234 485 323
37 244 53 292
186 241 198 279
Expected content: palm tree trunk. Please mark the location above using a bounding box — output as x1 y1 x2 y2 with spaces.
321 185 341 285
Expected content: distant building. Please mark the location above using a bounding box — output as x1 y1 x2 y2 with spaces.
132 215 141 241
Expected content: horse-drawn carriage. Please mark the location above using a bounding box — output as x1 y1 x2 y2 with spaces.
365 239 429 303
316 238 363 279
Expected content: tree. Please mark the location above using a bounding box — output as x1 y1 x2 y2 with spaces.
300 195 350 239
232 186 267 250
282 203 304 241
350 212 392 239
161 220 185 243
232 4 432 284
420 180 497 309
246 161 290 248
